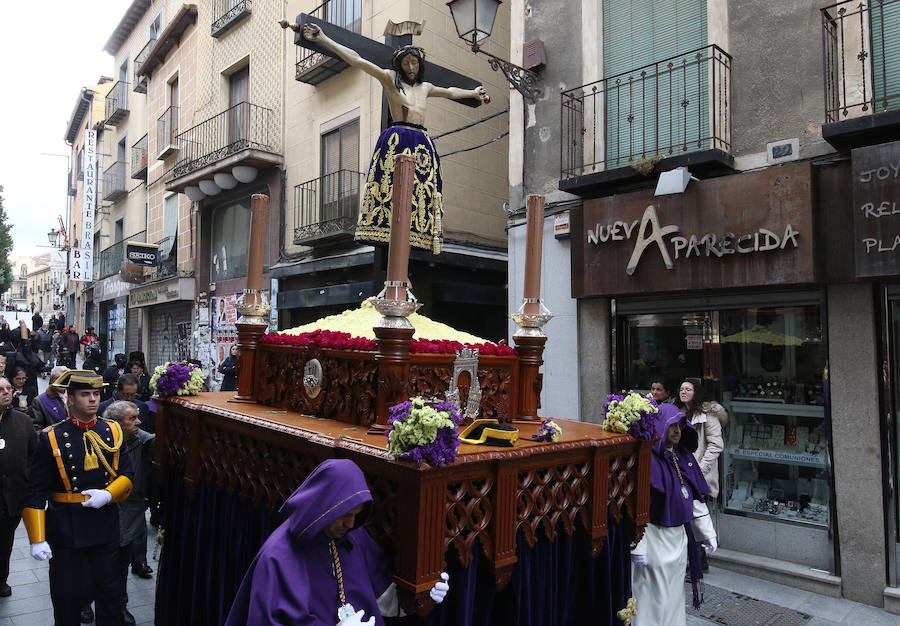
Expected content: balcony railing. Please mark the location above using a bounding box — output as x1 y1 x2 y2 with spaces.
157 106 179 159
212 0 252 38
561 45 732 180
132 134 148 180
293 169 365 246
295 0 360 84
822 0 900 123
95 239 126 281
173 102 277 178
133 37 157 93
105 80 130 125
153 236 178 281
102 161 127 202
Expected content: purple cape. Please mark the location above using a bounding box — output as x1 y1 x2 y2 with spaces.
225 459 393 626
36 392 67 423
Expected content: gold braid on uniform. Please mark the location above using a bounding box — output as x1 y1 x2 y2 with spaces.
82 429 122 473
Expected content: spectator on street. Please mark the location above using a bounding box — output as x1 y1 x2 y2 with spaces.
218 344 239 392
106 400 155 626
101 354 127 402
127 360 152 402
58 327 79 369
99 374 154 434
83 345 104 377
31 311 42 333
29 366 69 430
0 378 38 597
80 327 99 351
649 378 674 404
34 323 53 376
50 330 61 369
9 366 36 411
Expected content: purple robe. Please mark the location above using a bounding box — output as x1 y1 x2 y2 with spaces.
35 392 67 423
225 459 392 626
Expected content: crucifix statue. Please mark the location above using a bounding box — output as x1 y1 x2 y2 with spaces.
281 19 490 254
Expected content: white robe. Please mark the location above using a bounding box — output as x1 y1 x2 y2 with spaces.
631 500 715 626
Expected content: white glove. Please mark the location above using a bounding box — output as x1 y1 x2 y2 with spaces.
336 609 374 626
81 489 112 509
30 541 52 561
701 537 718 554
630 553 648 566
429 572 450 603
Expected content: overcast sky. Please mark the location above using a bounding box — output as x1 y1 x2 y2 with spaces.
0 1 131 261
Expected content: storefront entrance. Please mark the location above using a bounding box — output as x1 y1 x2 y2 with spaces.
616 293 833 570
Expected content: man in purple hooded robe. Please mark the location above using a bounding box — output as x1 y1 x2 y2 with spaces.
630 403 717 626
225 459 449 626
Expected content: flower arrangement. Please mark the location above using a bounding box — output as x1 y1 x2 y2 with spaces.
386 397 462 467
601 392 659 441
531 418 562 443
150 361 204 397
259 328 517 356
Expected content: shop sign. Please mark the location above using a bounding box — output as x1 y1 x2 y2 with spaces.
94 275 132 302
852 140 900 277
130 277 195 308
72 130 97 281
572 161 814 297
126 241 159 266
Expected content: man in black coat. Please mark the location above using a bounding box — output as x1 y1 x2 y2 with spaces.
31 311 42 332
0 377 38 596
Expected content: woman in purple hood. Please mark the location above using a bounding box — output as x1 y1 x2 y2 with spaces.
630 404 717 626
225 459 449 626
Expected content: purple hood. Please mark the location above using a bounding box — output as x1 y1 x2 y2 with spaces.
280 458 373 542
649 404 709 527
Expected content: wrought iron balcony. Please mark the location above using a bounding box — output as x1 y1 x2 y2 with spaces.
295 0 360 85
157 106 179 159
132 134 148 180
133 37 157 93
102 161 127 202
173 102 277 178
105 80 130 125
95 239 126 281
293 169 365 246
560 45 733 193
821 0 900 148
212 0 251 38
152 236 178 281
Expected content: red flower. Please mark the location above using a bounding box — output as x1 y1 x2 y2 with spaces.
260 331 516 356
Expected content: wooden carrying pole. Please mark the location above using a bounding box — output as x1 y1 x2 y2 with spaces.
232 194 270 403
371 154 416 433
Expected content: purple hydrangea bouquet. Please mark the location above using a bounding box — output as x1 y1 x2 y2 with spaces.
386 397 462 467
601 392 659 441
150 361 204 397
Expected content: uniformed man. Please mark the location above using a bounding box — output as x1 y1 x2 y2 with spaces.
23 370 134 626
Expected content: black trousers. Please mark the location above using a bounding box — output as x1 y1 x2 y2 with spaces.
49 543 122 626
0 513 19 585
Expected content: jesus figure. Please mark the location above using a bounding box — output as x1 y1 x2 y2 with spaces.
296 23 489 254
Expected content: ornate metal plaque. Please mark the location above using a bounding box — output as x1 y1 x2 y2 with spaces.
446 348 482 419
303 359 323 399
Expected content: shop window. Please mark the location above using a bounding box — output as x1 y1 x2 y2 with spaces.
211 199 251 283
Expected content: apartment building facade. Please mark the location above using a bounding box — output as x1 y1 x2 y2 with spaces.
509 0 900 611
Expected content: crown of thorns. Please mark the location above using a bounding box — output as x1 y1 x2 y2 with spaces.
391 45 426 65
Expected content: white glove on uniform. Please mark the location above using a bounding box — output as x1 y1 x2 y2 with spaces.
81 489 112 509
630 553 648 566
701 537 718 554
429 572 450 603
31 541 52 561
336 609 374 626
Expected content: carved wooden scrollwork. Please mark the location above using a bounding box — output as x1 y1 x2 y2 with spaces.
477 366 513 422
445 478 494 566
516 463 591 547
608 454 637 525
164 408 190 469
363 472 400 559
409 364 452 399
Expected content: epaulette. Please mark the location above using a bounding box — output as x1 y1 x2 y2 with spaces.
43 421 67 434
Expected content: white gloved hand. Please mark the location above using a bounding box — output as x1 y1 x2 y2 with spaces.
336 609 374 626
630 553 648 566
30 541 52 561
429 572 450 603
81 489 112 509
701 537 718 554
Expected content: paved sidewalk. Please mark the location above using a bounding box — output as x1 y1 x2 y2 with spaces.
0 521 158 625
688 567 900 625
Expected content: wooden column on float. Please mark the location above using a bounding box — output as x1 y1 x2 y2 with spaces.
370 154 416 433
232 193 270 403
514 194 546 422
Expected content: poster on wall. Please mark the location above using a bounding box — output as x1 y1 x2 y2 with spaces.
214 329 238 384
213 295 239 330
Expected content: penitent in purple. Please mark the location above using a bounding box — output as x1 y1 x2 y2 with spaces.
225 459 393 626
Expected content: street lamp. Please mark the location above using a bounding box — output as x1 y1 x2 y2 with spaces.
47 229 60 247
446 0 542 101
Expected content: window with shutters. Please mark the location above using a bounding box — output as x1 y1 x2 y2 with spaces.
602 0 709 166
319 120 361 222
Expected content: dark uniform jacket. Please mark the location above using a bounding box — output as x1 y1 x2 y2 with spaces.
25 418 134 548
0 408 38 517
